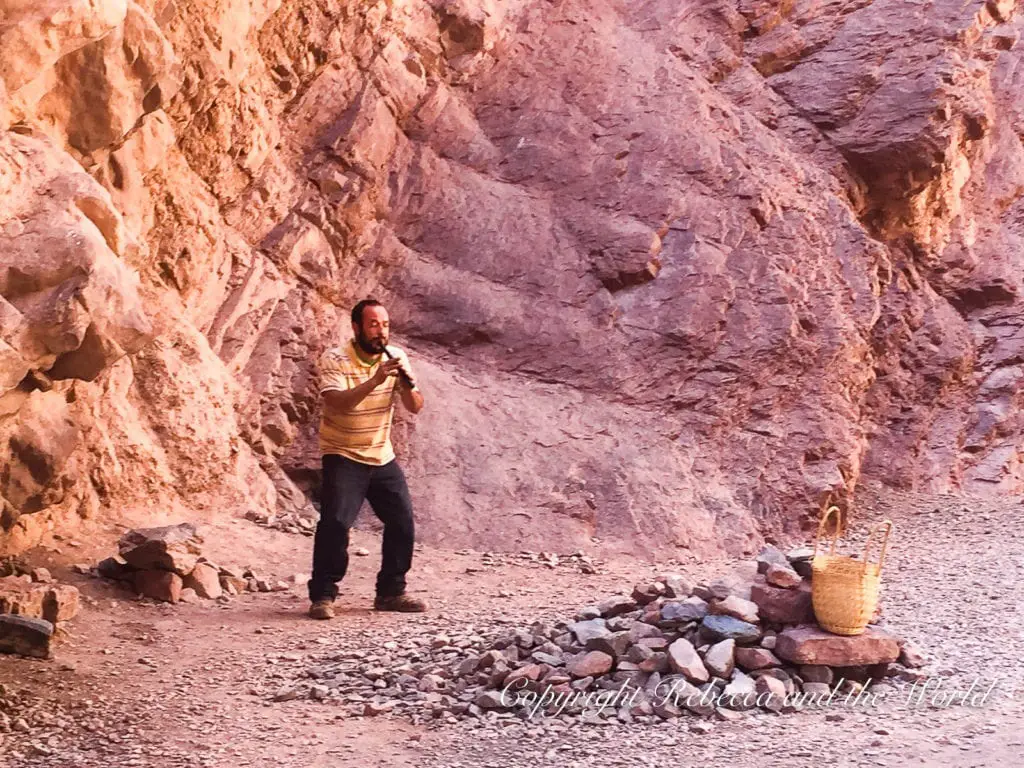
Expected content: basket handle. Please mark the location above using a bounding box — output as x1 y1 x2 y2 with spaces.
862 519 894 573
813 505 843 559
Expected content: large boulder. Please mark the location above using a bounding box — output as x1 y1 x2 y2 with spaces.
0 614 53 659
119 523 203 575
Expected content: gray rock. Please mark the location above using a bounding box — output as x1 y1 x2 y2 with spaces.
576 606 602 621
656 573 694 599
661 597 708 623
0 615 52 659
587 631 631 658
474 690 508 709
569 618 610 645
756 545 790 574
722 671 758 711
700 615 761 645
787 547 815 579
597 595 637 618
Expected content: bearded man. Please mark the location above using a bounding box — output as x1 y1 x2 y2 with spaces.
307 298 426 618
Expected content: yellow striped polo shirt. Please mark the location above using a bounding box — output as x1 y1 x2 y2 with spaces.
317 340 414 465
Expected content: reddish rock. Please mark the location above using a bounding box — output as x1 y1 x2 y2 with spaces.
637 636 669 652
631 583 663 605
750 577 815 625
119 524 203 575
735 647 781 671
775 625 900 667
0 576 46 616
567 651 614 678
799 665 834 684
709 595 759 624
765 564 802 589
755 675 787 712
637 651 669 674
899 641 928 669
504 663 544 688
183 563 222 599
43 584 80 623
667 638 709 683
134 570 183 604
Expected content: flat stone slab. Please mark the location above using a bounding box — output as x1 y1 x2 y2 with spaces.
774 625 900 666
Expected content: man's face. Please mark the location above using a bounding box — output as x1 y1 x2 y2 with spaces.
353 305 390 352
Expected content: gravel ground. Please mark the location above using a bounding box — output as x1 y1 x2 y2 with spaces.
1 485 1021 768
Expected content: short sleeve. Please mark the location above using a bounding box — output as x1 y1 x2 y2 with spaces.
319 351 351 394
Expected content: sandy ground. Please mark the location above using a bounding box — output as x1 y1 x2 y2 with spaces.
1 483 1021 768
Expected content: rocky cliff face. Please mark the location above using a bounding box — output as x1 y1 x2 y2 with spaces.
1 0 1023 558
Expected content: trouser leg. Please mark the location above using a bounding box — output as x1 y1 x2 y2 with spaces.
365 460 415 597
307 455 370 602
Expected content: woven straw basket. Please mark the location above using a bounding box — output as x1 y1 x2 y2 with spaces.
811 506 894 636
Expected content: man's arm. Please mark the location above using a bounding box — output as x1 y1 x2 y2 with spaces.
323 377 382 413
322 360 401 412
393 352 423 414
398 381 424 414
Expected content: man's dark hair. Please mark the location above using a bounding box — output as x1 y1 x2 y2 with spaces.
351 298 383 326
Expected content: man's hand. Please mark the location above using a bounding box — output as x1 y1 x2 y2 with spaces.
371 359 403 387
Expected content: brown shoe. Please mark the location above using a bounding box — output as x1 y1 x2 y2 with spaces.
373 594 427 612
308 600 335 620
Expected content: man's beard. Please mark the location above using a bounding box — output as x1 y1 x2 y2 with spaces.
355 328 386 356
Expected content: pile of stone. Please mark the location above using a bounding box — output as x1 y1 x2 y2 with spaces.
244 509 316 537
280 545 927 724
95 523 290 604
468 550 601 575
0 569 80 659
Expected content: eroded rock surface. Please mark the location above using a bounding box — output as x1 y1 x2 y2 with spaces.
2 1 1023 557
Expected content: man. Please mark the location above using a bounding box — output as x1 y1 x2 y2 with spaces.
307 298 426 618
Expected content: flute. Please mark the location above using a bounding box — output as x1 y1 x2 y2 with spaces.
378 342 416 390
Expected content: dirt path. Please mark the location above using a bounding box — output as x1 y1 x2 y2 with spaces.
1 485 1021 767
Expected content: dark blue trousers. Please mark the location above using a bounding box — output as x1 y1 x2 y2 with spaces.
307 454 415 602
